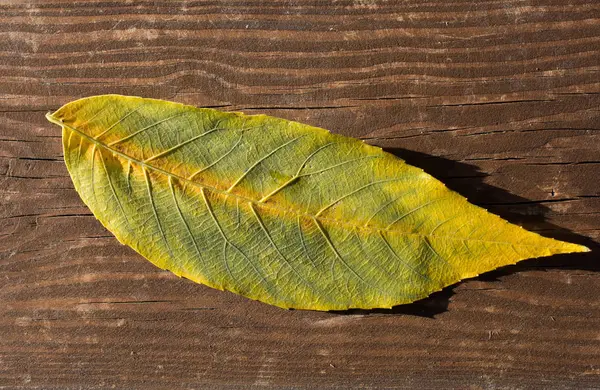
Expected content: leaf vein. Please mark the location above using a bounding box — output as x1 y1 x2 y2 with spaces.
316 177 403 218
108 112 187 146
144 120 226 163
299 155 381 178
386 196 450 230
143 167 176 263
188 133 243 181
168 176 205 266
379 231 433 283
95 103 146 140
200 187 271 291
227 135 306 193
98 148 134 234
249 203 323 300
313 218 388 296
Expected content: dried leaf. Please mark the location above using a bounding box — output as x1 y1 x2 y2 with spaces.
46 95 589 310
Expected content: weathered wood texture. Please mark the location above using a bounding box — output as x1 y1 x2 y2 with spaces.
1 1 599 389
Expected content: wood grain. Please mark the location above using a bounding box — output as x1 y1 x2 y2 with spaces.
1 1 599 388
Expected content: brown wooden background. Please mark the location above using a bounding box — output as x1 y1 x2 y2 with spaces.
1 1 599 388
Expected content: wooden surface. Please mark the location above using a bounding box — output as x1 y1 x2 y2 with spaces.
1 1 599 388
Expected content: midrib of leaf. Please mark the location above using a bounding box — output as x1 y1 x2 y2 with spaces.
50 114 568 249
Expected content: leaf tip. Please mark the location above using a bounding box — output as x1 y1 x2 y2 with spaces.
580 244 592 253
552 240 591 255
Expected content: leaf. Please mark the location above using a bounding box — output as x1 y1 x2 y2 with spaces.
46 95 589 311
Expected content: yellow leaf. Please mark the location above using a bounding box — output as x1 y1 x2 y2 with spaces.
46 95 589 310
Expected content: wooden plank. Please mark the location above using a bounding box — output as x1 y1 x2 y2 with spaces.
0 1 598 388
